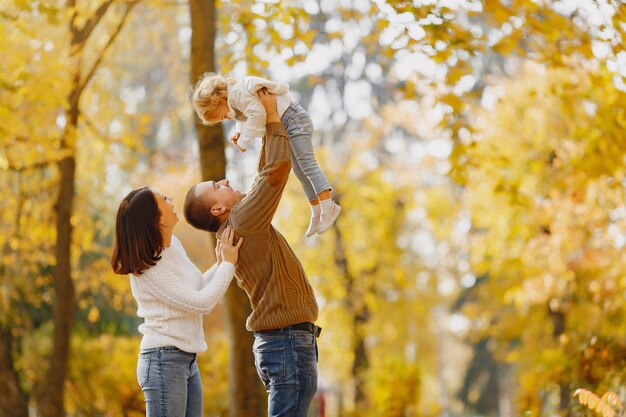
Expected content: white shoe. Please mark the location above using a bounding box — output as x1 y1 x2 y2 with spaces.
305 215 320 237
317 202 341 234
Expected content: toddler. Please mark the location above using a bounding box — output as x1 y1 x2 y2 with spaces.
192 73 341 236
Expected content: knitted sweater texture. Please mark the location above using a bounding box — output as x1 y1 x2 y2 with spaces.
217 122 319 331
130 236 235 353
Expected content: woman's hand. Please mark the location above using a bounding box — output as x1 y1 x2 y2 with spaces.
219 226 244 264
257 88 280 123
215 238 223 264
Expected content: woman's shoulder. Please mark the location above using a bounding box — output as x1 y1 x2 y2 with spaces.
170 235 183 248
163 236 190 261
144 237 184 267
169 236 199 266
134 238 191 278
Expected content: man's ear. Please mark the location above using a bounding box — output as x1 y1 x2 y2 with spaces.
210 206 225 216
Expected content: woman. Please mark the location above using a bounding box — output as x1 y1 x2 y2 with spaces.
111 186 243 417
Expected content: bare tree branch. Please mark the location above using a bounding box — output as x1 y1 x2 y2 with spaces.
0 10 18 21
67 0 78 37
71 0 114 46
77 1 138 97
1 160 54 172
82 116 108 141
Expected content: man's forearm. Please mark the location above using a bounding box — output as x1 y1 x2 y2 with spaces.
265 110 281 124
263 122 291 166
231 122 291 232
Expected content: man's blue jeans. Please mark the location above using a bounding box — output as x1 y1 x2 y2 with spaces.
253 328 319 417
136 346 202 417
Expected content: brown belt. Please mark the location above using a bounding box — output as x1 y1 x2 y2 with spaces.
260 322 322 337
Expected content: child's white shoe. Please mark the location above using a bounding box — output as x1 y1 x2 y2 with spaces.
305 215 321 237
305 204 322 237
317 201 341 234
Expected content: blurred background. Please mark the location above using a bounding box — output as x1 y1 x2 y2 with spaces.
1 0 626 416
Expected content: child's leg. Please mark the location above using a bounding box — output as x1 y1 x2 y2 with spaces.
290 150 323 237
289 144 319 202
282 104 340 235
283 109 331 198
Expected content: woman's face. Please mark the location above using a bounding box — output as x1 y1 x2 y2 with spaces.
152 189 179 229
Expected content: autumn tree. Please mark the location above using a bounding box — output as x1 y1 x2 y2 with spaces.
460 63 626 416
188 0 268 415
41 2 137 416
1 0 144 415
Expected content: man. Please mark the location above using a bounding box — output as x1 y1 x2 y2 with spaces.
183 89 320 417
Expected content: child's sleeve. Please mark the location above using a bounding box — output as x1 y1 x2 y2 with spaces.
237 134 262 150
230 88 267 140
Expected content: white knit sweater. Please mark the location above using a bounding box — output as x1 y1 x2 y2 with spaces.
129 236 235 353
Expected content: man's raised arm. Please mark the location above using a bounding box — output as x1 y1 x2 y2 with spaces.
229 89 291 232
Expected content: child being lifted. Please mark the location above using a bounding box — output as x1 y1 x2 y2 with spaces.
192 73 341 237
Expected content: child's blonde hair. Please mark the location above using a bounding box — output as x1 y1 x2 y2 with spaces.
192 73 235 125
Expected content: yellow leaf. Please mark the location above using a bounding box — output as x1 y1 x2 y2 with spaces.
87 306 100 323
576 388 590 405
603 406 616 417
602 392 622 409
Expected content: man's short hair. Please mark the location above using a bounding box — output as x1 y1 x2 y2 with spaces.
183 184 222 232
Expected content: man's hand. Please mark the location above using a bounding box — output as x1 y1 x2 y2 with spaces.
257 88 280 124
230 132 245 152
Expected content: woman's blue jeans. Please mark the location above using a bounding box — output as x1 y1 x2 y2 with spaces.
136 346 202 417
253 328 319 417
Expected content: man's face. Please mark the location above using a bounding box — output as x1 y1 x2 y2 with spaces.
196 179 245 213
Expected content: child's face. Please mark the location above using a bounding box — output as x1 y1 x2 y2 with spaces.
205 99 231 124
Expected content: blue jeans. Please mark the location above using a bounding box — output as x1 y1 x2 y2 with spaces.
281 103 331 202
136 346 202 417
253 328 319 417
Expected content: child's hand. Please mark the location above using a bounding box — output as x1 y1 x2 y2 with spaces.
230 132 246 153
219 226 244 265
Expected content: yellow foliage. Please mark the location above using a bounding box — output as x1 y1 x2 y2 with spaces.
460 61 626 414
575 388 621 417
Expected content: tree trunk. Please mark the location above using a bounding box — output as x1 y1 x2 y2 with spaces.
332 223 370 413
36 2 130 415
550 308 570 417
0 327 28 417
189 1 265 416
352 305 369 411
39 107 78 417
0 173 29 417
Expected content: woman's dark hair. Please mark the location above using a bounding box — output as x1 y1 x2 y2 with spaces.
111 187 164 275
183 184 222 232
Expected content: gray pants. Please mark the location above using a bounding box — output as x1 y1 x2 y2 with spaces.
281 103 331 202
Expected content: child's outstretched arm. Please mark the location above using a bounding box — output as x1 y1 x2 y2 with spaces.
230 131 244 152
229 88 267 151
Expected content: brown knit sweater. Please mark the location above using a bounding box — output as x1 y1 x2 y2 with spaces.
216 122 319 331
